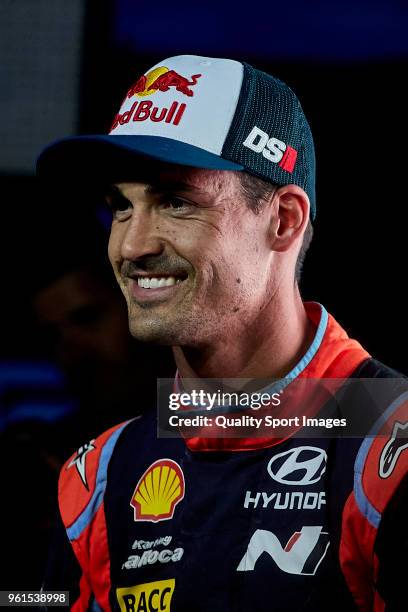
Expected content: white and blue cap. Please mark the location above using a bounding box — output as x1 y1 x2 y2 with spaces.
37 55 316 219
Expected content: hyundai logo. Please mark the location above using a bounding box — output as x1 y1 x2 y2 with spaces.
267 447 327 486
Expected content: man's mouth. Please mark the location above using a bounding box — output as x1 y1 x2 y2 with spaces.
127 273 189 302
136 275 184 289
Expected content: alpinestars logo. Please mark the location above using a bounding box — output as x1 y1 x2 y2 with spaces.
237 527 330 575
66 439 96 490
379 421 408 478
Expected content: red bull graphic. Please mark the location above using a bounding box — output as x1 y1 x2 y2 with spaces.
110 100 186 131
127 66 202 99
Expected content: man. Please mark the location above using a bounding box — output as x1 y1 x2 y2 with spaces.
38 55 407 611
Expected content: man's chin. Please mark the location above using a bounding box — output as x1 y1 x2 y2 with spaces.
128 318 181 346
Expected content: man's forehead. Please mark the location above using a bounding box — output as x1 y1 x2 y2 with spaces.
112 161 240 195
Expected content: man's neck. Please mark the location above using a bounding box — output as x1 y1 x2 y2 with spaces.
173 288 316 383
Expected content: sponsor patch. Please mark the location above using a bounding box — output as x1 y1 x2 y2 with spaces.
237 527 330 575
243 126 298 173
379 421 408 478
267 446 327 486
117 579 175 612
132 536 173 550
66 439 96 490
110 101 187 130
130 459 185 522
122 548 184 571
243 490 326 510
126 67 202 98
122 535 184 571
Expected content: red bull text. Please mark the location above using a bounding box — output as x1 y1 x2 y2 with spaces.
110 101 186 131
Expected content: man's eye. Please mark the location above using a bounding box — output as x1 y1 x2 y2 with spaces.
105 195 132 216
161 196 190 210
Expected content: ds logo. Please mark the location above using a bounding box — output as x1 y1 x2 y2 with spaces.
243 126 298 173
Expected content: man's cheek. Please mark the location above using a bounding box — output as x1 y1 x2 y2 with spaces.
109 266 128 300
107 251 117 275
108 248 124 283
108 225 124 258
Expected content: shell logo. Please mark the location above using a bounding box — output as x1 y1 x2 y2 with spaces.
130 459 185 522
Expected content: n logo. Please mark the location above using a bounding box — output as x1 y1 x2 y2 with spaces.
237 527 330 575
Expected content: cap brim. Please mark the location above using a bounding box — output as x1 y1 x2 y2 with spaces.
37 135 244 181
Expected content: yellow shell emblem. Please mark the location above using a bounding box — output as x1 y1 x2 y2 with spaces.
130 459 185 522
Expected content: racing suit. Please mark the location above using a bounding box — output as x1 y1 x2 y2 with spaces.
43 303 408 611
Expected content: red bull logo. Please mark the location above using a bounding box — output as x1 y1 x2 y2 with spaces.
110 66 201 131
110 100 186 131
126 66 202 99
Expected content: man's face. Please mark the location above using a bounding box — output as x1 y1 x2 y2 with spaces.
107 164 276 347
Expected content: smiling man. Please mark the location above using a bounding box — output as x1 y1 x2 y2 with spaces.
38 55 407 611
105 166 314 382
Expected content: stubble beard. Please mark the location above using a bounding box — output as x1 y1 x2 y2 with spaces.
126 295 225 348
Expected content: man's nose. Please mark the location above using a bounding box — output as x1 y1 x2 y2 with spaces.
120 209 164 261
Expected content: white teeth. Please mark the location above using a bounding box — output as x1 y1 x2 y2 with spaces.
137 276 180 289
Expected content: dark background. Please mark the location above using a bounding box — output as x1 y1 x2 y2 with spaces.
3 0 408 369
1 0 407 589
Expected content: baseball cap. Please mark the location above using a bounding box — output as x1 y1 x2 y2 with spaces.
37 55 316 219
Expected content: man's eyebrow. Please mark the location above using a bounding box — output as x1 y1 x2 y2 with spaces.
145 180 205 195
104 180 206 200
104 184 127 199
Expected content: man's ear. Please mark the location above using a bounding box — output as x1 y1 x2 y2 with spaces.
268 185 310 252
